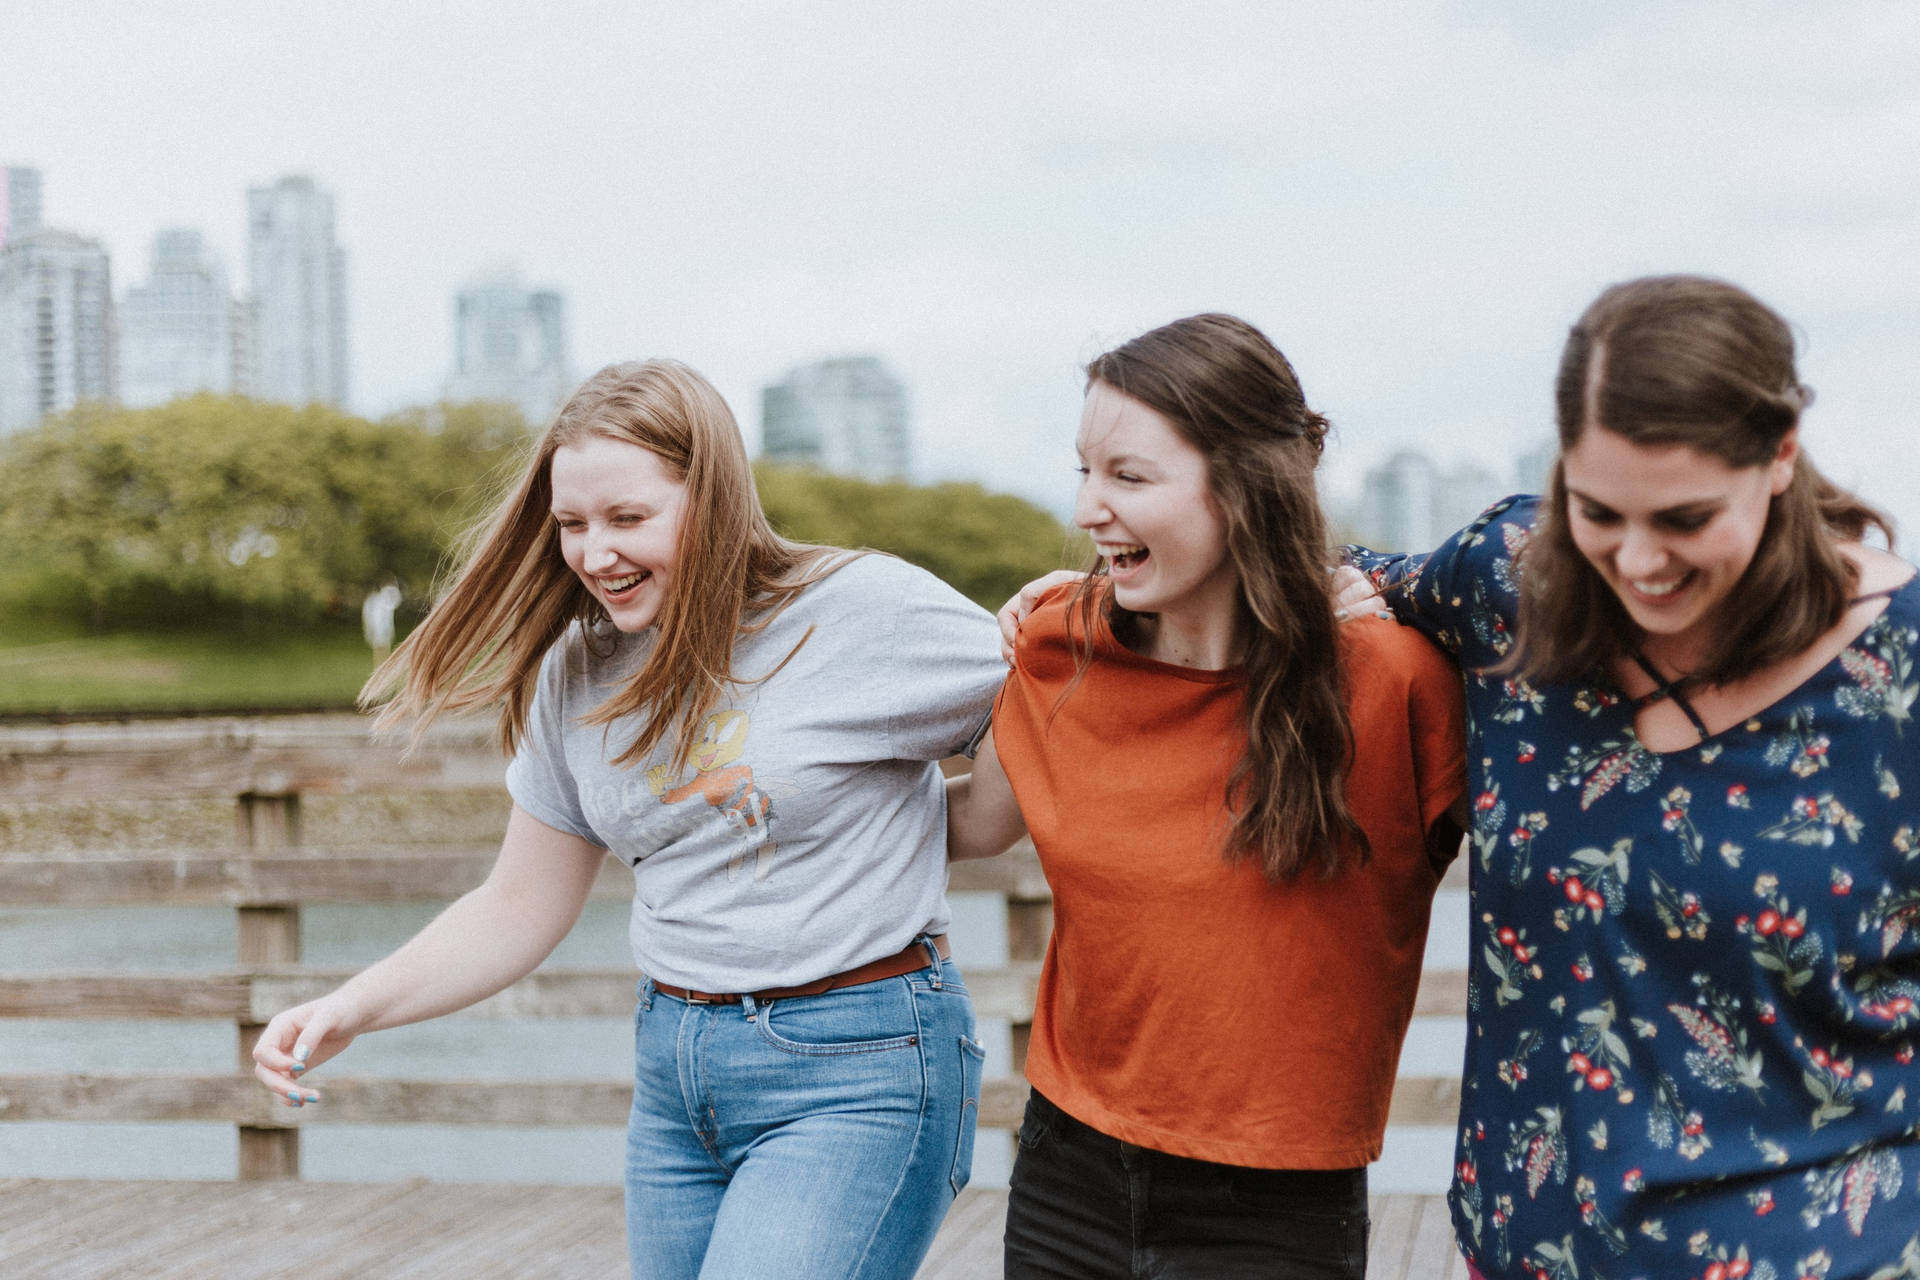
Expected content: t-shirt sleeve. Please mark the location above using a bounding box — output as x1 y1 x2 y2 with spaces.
1344 493 1537 671
1401 633 1469 833
872 558 1008 761
503 636 603 845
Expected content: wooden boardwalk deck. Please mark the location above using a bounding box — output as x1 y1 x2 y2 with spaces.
0 1180 1461 1279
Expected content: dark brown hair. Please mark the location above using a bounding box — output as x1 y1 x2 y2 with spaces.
1512 276 1893 686
363 360 845 767
1067 313 1365 880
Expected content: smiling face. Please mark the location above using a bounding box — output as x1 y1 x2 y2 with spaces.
1561 424 1796 669
549 433 689 633
1074 380 1238 643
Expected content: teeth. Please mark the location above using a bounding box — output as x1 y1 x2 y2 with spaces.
602 572 647 592
1099 544 1146 558
1631 575 1686 598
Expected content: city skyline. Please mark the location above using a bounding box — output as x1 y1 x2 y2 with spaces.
4 3 1917 538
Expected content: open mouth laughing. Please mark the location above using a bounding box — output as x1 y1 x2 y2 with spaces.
599 570 652 602
1100 542 1149 574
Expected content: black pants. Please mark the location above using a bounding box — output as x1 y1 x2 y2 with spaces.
1003 1090 1369 1279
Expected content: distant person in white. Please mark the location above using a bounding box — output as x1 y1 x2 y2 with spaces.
251 360 1005 1280
360 581 401 657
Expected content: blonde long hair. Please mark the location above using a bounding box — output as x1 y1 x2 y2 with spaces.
363 360 845 767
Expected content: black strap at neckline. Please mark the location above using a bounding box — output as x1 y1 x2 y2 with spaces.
1626 584 1901 744
1627 651 1710 742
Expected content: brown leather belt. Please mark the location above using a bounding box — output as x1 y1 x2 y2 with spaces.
651 934 951 1005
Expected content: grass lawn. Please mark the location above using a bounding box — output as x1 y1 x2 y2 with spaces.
0 625 384 716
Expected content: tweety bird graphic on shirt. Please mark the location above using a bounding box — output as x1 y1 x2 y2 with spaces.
646 709 777 881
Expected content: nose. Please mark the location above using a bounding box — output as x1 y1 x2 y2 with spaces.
582 526 620 572
1073 478 1110 531
1614 523 1667 579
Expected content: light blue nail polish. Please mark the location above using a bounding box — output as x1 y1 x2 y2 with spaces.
303 1093 319 1103
292 1044 311 1063
286 1090 301 1101
290 1063 306 1074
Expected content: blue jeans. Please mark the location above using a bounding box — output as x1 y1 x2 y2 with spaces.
625 948 984 1280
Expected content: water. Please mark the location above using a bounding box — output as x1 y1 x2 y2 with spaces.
0 888 1469 1191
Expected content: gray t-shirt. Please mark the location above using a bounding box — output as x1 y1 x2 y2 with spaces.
505 553 1005 992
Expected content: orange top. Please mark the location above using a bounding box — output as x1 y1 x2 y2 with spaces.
994 587 1466 1169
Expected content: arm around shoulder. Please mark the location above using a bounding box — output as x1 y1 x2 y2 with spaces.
946 729 1028 861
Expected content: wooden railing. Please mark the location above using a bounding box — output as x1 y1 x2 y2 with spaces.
0 716 1465 1181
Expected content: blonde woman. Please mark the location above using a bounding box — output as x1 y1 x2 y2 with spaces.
251 361 1004 1280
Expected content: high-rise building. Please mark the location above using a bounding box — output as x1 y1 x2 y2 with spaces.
444 269 570 427
1357 451 1438 554
1355 449 1506 552
760 356 910 482
2 167 44 247
246 174 348 408
119 229 235 408
0 169 115 435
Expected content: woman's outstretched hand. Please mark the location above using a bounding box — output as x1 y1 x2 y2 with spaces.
996 571 1086 663
250 992 366 1109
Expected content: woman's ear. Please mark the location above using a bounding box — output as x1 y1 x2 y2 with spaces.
1768 429 1799 496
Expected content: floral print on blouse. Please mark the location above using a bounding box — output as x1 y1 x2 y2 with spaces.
1351 495 1920 1280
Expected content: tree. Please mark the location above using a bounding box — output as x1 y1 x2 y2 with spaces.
753 463 1082 610
0 399 1075 629
0 397 525 628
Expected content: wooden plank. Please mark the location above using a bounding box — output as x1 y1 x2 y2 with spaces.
980 1075 1030 1130
1413 968 1468 1018
0 1072 634 1126
1368 1191 1421 1280
918 1187 1007 1280
1386 1073 1463 1127
1404 1191 1468 1280
0 846 634 906
0 1068 1459 1129
0 973 252 1019
0 1179 1024 1279
947 844 1048 898
0 715 506 801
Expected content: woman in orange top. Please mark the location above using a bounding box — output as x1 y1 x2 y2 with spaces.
948 313 1468 1279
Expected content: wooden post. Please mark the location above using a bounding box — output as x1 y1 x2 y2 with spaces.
1004 898 1052 1073
236 792 302 1181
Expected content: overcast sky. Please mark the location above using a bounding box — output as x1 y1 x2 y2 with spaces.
6 1 1917 538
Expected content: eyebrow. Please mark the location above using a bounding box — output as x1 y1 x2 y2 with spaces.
1565 487 1725 518
1077 450 1153 469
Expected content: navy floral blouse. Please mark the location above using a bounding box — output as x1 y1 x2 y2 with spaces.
1351 495 1920 1280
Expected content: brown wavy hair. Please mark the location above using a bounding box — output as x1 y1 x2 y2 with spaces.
1511 275 1893 686
1066 313 1365 880
362 360 846 767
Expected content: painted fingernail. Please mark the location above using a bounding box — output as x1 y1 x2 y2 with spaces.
292 1044 311 1064
303 1093 319 1104
286 1090 301 1102
290 1063 306 1074
1333 607 1350 622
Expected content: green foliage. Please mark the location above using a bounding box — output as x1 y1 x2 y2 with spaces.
0 397 1073 636
0 625 380 715
0 396 528 629
753 463 1083 609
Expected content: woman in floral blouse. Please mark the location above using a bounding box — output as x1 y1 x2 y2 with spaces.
1346 275 1919 1280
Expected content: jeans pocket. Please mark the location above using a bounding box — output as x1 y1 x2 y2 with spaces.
754 983 922 1057
1015 1089 1056 1152
951 1034 986 1194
